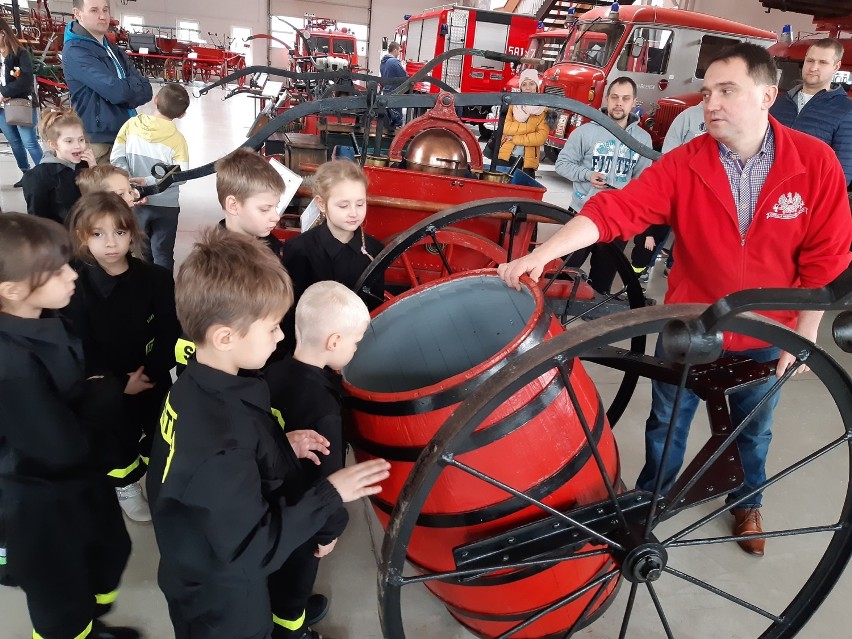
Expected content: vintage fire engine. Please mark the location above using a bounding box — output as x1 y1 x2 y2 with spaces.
542 3 776 156
392 5 538 119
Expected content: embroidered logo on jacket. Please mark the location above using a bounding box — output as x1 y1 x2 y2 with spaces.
767 192 808 220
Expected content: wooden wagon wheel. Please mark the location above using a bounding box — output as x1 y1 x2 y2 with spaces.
163 58 179 83
378 300 852 639
356 198 648 426
233 56 247 88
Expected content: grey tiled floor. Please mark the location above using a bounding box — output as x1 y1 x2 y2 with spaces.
1 90 849 638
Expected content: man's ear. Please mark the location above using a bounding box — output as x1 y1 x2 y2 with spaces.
763 85 778 110
0 281 25 302
207 324 235 351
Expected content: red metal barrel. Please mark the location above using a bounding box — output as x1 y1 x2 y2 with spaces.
344 271 621 638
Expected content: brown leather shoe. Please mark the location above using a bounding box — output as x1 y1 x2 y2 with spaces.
732 508 765 556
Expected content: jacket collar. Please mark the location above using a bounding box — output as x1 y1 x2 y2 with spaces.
317 222 362 258
0 312 73 346
184 358 272 412
288 357 341 395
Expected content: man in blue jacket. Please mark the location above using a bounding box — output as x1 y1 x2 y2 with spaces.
770 38 852 189
63 0 152 164
380 42 407 127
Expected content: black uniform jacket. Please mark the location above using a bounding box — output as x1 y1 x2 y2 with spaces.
147 359 346 584
22 157 88 224
266 357 346 485
62 256 180 386
0 314 91 483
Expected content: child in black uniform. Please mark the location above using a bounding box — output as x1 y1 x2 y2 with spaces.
174 148 289 370
63 193 181 522
146 228 389 639
0 213 139 639
281 160 384 353
22 109 96 224
265 281 371 639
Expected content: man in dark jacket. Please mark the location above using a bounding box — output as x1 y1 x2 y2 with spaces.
380 42 407 127
62 0 152 164
770 38 852 188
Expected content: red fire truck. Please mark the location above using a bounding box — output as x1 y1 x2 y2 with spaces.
393 5 538 118
541 3 776 156
771 14 852 96
297 15 360 71
504 27 575 92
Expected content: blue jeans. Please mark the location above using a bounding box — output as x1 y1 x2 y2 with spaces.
134 205 179 271
636 342 781 509
0 107 42 171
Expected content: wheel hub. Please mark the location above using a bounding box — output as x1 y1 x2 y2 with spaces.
622 542 668 584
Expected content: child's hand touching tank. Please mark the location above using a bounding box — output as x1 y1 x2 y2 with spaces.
287 429 331 465
125 365 155 395
328 458 390 502
315 538 337 558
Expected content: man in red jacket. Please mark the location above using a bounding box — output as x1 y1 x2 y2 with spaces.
499 43 852 556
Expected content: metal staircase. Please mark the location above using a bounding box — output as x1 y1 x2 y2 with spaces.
513 1 634 30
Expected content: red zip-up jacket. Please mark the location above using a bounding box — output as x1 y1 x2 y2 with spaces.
580 117 852 352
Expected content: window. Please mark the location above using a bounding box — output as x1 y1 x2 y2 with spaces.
616 28 673 75
565 23 626 69
122 15 144 33
177 20 200 43
695 35 740 79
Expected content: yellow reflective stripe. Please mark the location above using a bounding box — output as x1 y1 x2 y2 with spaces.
140 455 150 465
175 337 195 365
160 394 178 482
632 265 644 273
34 620 92 639
271 407 285 430
95 590 119 605
107 457 142 479
145 337 155 355
272 610 305 631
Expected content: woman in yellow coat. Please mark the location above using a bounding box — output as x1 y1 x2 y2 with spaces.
497 69 550 178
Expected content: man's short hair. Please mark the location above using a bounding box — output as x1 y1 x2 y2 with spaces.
607 76 637 97
176 227 293 344
808 38 844 64
388 42 400 55
76 164 130 195
156 83 190 119
295 281 370 348
708 42 777 87
215 148 285 208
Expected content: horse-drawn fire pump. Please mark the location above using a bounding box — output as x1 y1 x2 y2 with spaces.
152 52 852 638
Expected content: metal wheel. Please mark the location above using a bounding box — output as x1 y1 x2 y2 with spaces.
378 302 852 639
356 198 648 425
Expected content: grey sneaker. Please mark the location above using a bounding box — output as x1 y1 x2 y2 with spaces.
116 482 151 522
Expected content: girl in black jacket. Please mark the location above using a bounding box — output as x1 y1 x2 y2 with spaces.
0 213 140 639
63 192 181 522
22 108 95 224
0 18 42 184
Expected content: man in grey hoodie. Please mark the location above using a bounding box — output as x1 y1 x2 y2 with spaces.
555 76 653 294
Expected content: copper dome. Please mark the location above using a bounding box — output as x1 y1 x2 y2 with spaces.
405 128 469 176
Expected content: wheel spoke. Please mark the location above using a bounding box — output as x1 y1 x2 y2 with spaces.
617 583 639 639
495 569 620 639
394 548 612 587
427 226 453 275
645 582 675 639
663 432 851 546
561 575 616 638
399 252 420 289
442 453 626 551
666 523 842 549
645 365 693 539
663 565 782 622
558 362 634 542
663 361 800 515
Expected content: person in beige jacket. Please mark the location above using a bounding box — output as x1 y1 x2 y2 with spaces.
496 68 550 177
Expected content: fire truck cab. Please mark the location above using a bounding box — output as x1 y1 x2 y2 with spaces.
297 15 360 70
393 5 538 117
505 27 574 92
542 4 776 154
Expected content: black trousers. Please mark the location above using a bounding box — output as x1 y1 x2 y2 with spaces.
3 477 131 639
630 224 671 270
565 239 628 295
160 570 273 639
268 538 320 637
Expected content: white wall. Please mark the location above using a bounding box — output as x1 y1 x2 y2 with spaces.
367 0 439 73
688 0 817 39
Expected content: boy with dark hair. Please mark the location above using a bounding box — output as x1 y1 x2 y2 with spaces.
265 281 371 639
111 82 190 271
148 228 389 639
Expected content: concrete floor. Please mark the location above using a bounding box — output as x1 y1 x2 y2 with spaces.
1 88 850 639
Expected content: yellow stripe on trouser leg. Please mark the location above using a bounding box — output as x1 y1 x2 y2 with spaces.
632 266 644 274
272 610 306 631
95 590 119 605
107 457 142 480
33 620 93 639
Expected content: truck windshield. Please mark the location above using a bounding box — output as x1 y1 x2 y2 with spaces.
564 23 625 68
332 38 355 55
307 35 331 54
